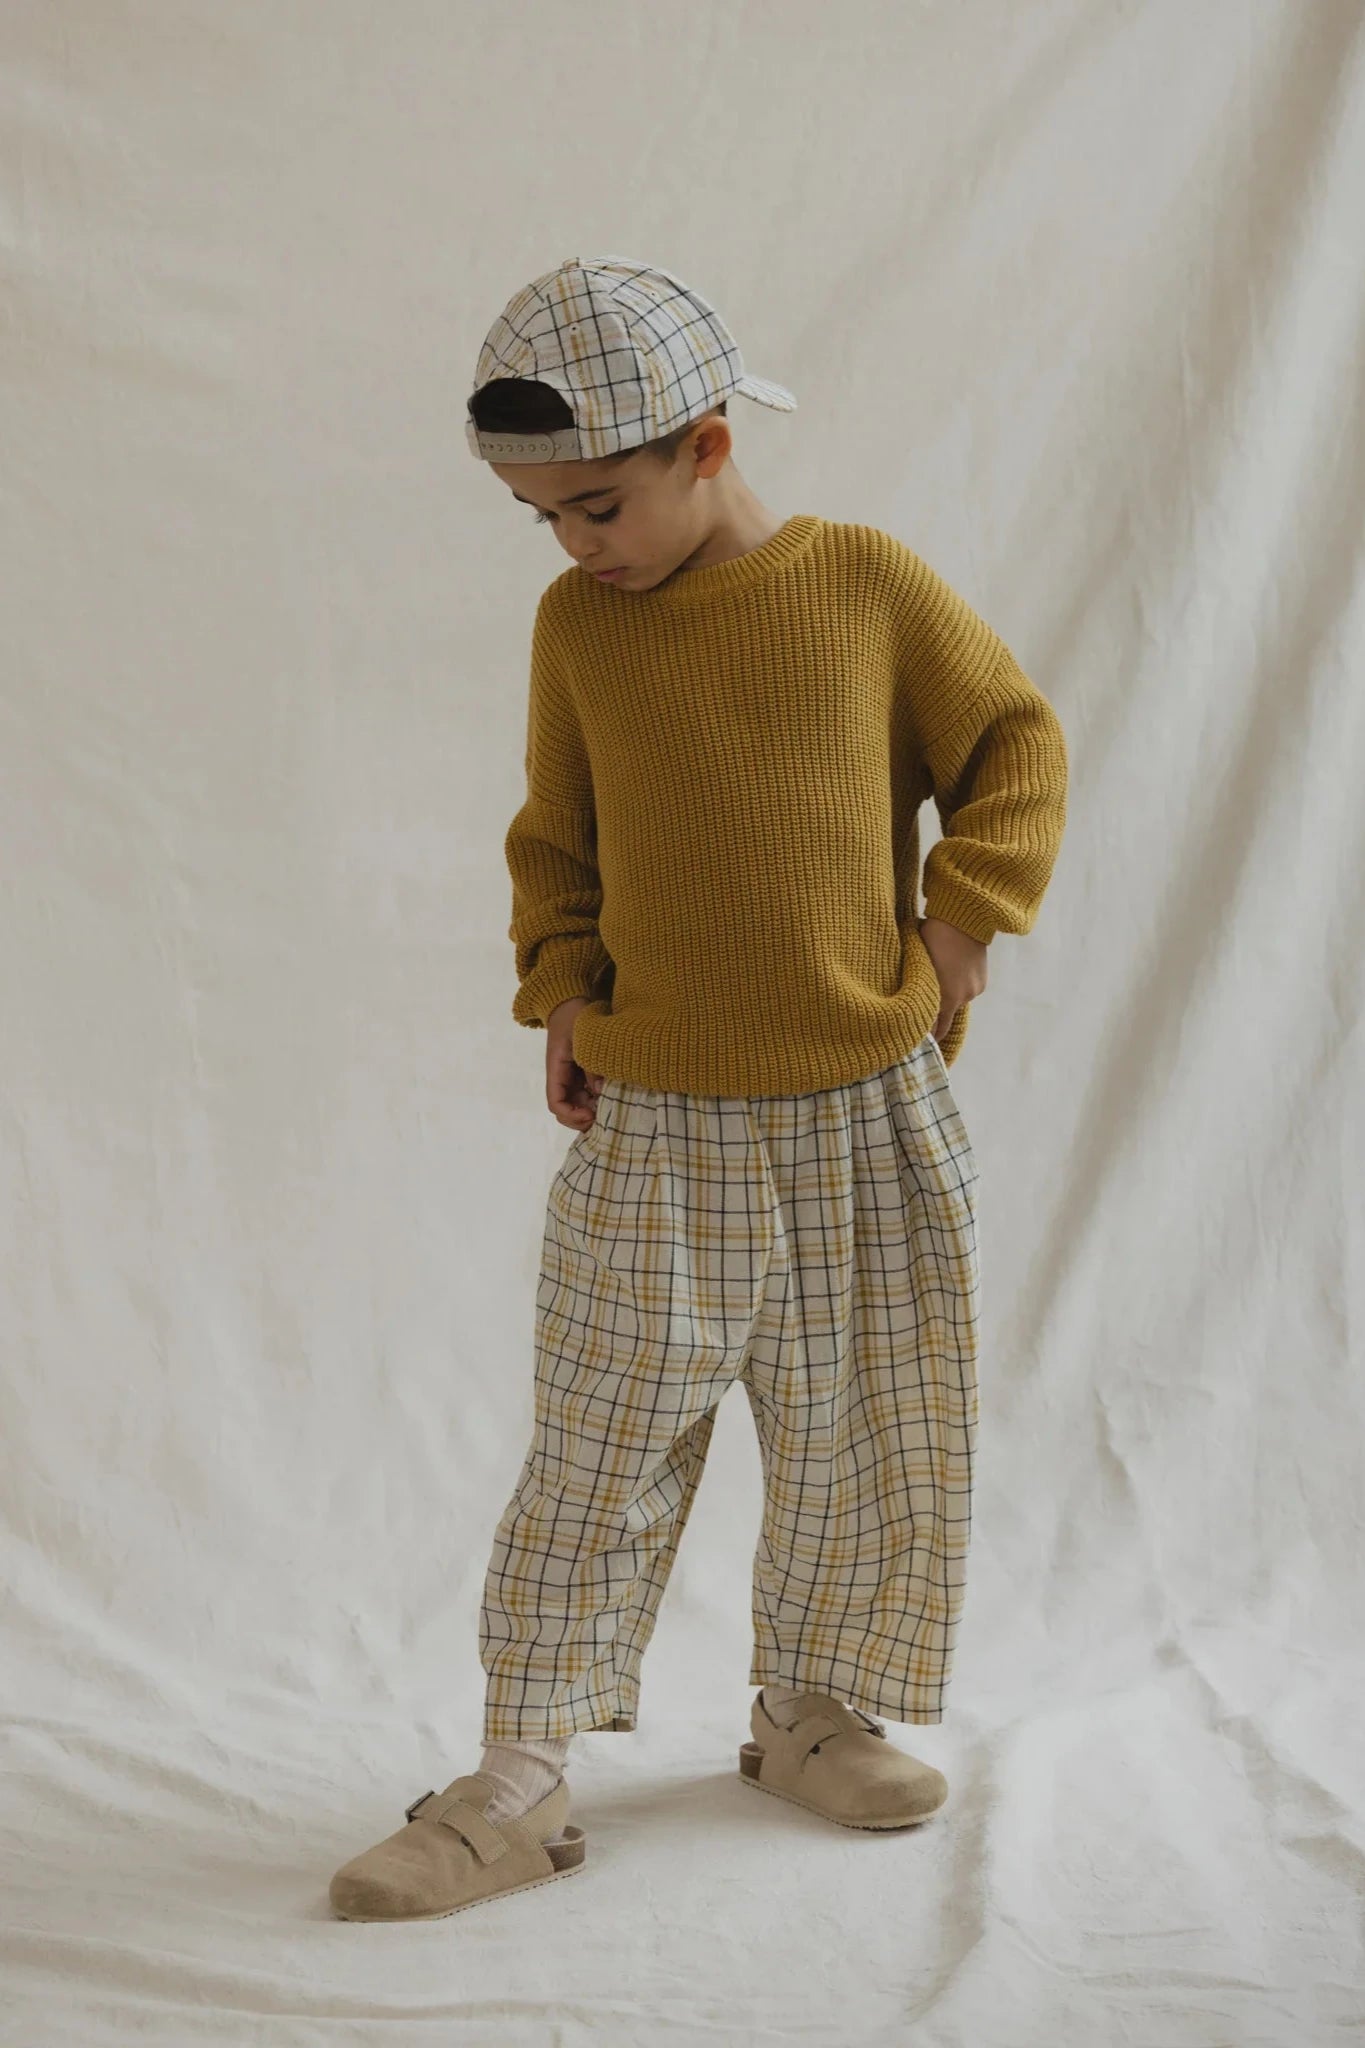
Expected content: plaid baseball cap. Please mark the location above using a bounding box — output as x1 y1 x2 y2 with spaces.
465 254 797 464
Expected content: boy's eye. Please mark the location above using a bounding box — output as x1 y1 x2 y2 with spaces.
533 505 620 526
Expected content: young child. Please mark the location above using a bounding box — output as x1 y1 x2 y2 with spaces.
329 255 1068 1921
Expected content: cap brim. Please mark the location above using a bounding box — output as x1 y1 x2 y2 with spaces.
734 373 797 412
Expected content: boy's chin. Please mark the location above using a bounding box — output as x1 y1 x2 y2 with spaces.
590 566 652 590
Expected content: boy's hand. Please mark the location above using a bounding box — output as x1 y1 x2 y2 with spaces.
546 996 605 1130
917 915 989 1042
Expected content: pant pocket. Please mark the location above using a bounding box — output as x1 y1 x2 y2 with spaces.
905 1031 979 1188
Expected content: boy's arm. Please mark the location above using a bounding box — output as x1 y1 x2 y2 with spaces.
894 552 1069 942
504 596 613 1028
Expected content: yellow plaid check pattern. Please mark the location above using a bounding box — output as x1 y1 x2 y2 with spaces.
465 255 797 465
479 1031 980 1740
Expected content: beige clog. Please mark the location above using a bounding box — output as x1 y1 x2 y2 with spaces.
739 1689 947 1829
329 1769 585 1921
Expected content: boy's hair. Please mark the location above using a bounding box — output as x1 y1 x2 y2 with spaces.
467 377 727 465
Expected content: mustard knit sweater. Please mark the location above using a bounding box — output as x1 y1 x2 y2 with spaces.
504 513 1068 1097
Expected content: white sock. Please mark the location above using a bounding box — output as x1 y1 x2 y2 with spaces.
478 1734 574 1840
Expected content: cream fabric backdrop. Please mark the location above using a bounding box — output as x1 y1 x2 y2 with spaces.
3 2 1362 2041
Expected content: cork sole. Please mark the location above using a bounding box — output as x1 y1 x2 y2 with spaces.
738 1743 943 1831
332 1826 586 1921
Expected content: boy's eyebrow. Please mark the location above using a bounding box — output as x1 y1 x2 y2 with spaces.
511 485 620 508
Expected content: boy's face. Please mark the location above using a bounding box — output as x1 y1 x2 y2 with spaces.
489 416 727 592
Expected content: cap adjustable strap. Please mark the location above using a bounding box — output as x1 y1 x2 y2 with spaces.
403 1789 509 1864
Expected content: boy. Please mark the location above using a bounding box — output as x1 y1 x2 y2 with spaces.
329 255 1068 1920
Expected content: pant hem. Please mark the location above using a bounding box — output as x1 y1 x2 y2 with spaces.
749 1664 948 1726
482 1705 638 1741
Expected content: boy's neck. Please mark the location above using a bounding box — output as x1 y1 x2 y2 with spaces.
673 475 788 575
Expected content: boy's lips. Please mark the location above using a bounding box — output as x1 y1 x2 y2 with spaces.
592 566 627 580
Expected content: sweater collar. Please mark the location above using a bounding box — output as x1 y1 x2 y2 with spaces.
594 512 824 608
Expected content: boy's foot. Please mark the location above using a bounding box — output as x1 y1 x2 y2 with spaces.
738 1689 947 1829
329 1769 585 1921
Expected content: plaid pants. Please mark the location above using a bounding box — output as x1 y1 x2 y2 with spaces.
479 1031 980 1740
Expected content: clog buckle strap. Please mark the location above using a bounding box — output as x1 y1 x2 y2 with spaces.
850 1706 887 1737
802 1703 888 1756
401 1786 510 1864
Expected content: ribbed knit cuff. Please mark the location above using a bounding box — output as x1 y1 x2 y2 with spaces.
512 943 610 1029
921 880 1001 945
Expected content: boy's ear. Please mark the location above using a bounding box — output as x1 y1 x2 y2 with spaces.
691 415 733 478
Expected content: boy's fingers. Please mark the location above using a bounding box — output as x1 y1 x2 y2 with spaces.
546 1045 597 1128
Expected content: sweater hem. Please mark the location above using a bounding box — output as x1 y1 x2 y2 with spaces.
569 978 947 1099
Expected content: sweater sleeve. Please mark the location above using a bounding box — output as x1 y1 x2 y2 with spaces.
504 595 614 1029
893 551 1069 944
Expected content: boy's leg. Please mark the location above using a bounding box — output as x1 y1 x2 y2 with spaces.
742 1031 981 1725
479 1075 777 1742
480 1412 718 1740
478 1731 575 1833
